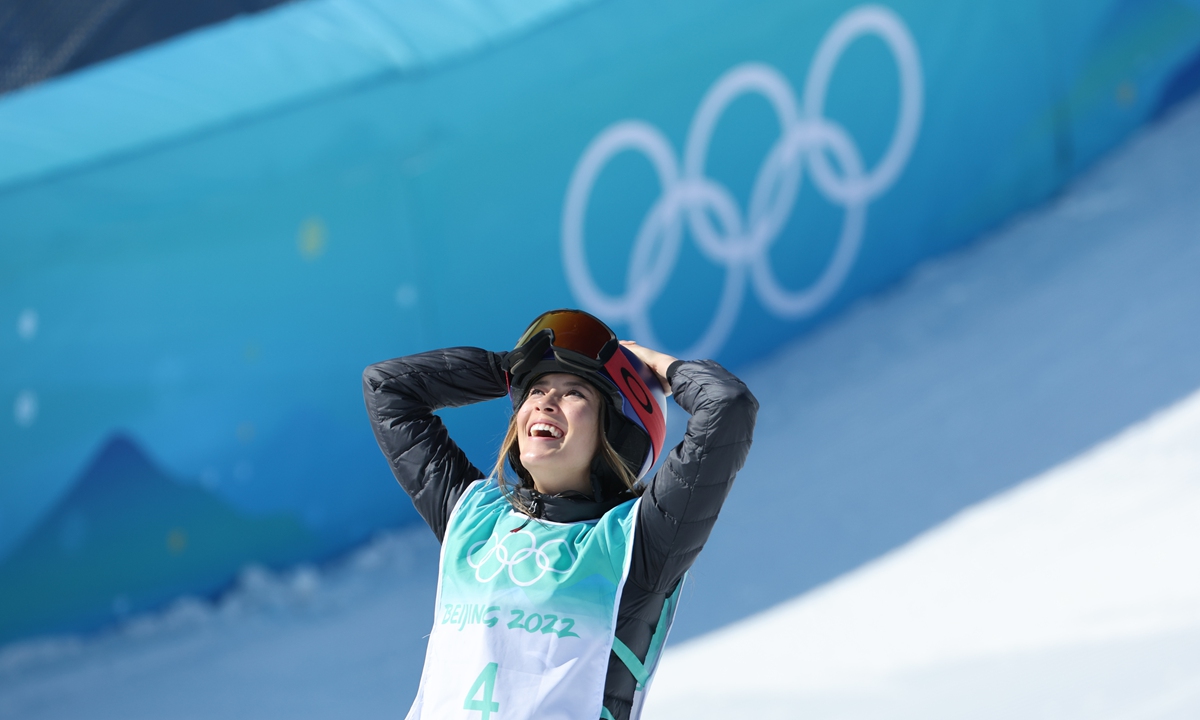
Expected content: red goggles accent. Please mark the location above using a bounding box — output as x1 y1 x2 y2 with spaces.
601 343 667 462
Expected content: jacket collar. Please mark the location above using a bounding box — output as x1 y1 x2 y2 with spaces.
510 485 636 523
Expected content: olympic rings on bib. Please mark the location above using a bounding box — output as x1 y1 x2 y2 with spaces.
562 4 923 359
467 530 577 587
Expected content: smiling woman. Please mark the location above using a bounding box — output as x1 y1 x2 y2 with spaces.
510 374 604 495
362 309 757 720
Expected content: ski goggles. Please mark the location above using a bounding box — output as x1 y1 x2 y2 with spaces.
507 308 620 380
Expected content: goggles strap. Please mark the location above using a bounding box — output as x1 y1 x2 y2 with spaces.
505 330 620 392
503 329 553 384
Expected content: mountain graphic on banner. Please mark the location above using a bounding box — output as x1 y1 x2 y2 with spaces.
0 434 320 644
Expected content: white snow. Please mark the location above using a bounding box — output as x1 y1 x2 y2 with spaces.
644 386 1200 719
4 87 1200 720
0 531 443 719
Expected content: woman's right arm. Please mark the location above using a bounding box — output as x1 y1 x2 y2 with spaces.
362 347 509 541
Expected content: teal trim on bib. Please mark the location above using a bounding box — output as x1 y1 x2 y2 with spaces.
609 577 685 692
644 579 684 675
612 637 650 689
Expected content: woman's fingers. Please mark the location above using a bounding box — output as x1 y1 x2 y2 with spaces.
618 340 677 394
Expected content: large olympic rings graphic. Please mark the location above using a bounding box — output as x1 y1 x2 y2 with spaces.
466 530 577 587
562 4 923 359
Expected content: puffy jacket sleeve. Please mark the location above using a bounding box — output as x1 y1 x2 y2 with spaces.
362 347 509 541
631 359 758 592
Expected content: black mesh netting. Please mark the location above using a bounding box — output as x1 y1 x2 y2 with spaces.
0 0 295 96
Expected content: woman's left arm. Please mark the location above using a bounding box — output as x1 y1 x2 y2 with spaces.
627 354 758 593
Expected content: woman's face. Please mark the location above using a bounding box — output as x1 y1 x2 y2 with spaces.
515 373 602 495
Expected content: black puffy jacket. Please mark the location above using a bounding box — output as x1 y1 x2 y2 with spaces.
363 347 757 719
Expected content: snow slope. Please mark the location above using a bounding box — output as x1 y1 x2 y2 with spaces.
0 531 443 719
3 78 1200 720
645 385 1200 719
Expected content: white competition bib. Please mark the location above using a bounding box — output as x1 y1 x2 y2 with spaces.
406 479 639 720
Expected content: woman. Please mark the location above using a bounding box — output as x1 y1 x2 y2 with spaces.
363 309 756 720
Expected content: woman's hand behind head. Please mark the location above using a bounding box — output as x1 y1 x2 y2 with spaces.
618 340 677 396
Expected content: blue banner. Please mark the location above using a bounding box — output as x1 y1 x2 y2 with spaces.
3 0 1199 643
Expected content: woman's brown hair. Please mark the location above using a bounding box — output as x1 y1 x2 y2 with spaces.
492 400 642 516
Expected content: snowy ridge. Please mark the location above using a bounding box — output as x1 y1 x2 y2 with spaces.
645 386 1200 718
0 529 443 718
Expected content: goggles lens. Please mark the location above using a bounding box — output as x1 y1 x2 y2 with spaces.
515 309 616 362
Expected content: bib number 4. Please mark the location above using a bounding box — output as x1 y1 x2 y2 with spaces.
464 663 500 719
